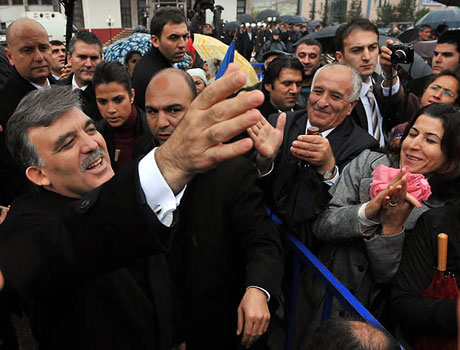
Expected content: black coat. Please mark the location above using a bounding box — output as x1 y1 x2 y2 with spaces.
262 110 378 243
0 162 174 350
133 138 284 350
60 74 102 121
132 47 172 110
349 73 407 136
0 69 57 205
391 204 460 343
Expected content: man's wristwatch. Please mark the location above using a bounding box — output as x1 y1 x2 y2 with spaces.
321 166 336 181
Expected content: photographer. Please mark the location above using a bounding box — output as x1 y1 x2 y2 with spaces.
335 19 408 147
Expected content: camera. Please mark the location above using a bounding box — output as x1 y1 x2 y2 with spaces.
388 43 414 64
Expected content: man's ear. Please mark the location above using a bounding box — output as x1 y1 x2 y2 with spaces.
347 99 358 115
151 35 160 48
264 83 272 92
25 166 51 187
5 48 14 66
335 51 345 63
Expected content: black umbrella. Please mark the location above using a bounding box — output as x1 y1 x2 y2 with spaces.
285 15 309 24
397 27 419 43
237 14 256 23
431 0 460 7
415 7 460 29
257 9 280 21
279 15 294 23
223 21 241 32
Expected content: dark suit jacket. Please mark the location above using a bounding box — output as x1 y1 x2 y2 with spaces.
0 162 174 350
132 47 172 110
349 73 406 136
0 69 57 205
262 109 379 243
60 74 102 121
134 138 284 350
236 31 255 61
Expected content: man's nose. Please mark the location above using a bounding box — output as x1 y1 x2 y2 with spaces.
157 112 170 128
81 133 99 153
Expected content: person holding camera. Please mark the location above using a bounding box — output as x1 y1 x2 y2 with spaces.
335 19 407 148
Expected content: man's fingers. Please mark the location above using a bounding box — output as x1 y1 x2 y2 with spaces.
242 319 255 346
204 139 254 168
276 113 286 132
237 307 244 335
206 110 261 144
195 65 248 110
205 90 264 127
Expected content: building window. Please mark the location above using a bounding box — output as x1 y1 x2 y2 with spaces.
42 0 53 4
12 0 23 5
237 0 246 14
28 0 39 4
73 0 85 29
120 0 132 28
0 0 9 5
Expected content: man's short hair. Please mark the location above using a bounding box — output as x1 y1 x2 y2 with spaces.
295 38 323 53
6 86 81 169
307 318 400 350
150 68 197 100
419 24 432 32
335 19 379 53
150 7 186 38
437 30 460 57
262 56 306 88
68 30 103 56
311 63 362 102
50 40 64 46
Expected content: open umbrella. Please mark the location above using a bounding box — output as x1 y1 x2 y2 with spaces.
257 9 280 21
104 32 151 63
279 15 294 23
192 34 259 87
285 15 309 24
223 21 241 32
432 0 460 7
397 27 419 43
416 233 459 350
415 7 460 30
237 14 256 23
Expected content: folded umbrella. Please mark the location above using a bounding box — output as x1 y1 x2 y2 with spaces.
416 233 459 350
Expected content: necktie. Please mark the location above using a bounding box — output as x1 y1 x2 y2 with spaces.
367 85 380 143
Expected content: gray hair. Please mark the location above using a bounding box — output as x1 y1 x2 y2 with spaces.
311 63 362 102
6 86 82 169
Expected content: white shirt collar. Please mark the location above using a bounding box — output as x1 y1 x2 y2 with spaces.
306 119 335 138
72 75 88 91
29 78 51 90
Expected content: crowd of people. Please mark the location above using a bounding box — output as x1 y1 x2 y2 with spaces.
0 5 460 350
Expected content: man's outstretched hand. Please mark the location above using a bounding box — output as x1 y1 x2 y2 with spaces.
156 64 265 194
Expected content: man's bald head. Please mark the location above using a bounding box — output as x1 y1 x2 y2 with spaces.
145 68 197 144
5 18 51 86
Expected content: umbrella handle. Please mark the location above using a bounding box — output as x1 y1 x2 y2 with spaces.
438 233 448 272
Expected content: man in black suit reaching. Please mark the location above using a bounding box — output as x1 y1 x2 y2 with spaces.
134 67 284 350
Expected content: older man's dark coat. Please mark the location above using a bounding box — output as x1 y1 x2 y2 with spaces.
262 109 378 244
0 162 174 350
0 68 58 205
